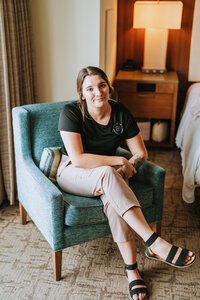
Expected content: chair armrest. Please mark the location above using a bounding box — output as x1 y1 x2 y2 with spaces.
116 146 166 208
12 106 64 251
116 146 166 186
133 160 166 187
16 157 64 251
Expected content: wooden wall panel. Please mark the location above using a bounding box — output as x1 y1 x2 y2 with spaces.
117 0 195 120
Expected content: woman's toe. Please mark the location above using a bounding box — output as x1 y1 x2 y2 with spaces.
184 251 195 265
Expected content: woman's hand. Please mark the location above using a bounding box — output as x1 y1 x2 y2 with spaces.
117 157 136 180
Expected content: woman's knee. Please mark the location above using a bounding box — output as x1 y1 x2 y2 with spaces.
99 165 118 177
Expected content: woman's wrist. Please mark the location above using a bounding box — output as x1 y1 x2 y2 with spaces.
130 155 146 170
118 156 127 166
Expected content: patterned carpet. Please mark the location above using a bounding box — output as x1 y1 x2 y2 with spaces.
0 149 200 300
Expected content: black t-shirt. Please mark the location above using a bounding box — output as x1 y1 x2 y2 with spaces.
58 99 139 156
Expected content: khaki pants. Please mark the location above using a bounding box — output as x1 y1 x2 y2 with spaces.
56 155 140 243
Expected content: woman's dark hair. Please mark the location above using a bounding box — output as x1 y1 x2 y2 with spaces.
77 66 113 117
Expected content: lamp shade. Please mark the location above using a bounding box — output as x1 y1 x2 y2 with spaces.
133 1 183 29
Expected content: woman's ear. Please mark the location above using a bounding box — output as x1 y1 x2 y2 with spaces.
80 92 85 100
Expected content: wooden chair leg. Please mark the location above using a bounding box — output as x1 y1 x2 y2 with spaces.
151 221 161 236
52 250 62 281
19 202 27 225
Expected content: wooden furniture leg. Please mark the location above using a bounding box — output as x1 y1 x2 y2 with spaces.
19 202 27 225
151 221 161 236
52 250 62 281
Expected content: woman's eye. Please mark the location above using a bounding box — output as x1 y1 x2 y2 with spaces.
87 88 93 92
100 83 106 88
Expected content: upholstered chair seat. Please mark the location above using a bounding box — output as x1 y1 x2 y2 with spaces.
60 181 153 227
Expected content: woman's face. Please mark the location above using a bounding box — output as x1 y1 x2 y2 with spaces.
81 74 110 110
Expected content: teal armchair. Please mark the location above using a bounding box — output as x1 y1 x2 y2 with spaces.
12 101 165 281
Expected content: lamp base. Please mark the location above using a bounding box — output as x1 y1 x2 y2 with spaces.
143 28 168 73
141 67 167 74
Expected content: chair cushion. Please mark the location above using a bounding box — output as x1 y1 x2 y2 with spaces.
56 181 153 226
39 147 61 182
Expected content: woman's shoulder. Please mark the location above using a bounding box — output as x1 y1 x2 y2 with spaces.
62 100 79 110
59 101 83 124
58 101 82 131
109 99 129 113
62 100 81 115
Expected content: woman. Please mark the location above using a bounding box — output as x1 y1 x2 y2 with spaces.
57 66 195 300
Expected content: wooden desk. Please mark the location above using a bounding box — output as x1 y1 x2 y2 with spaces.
114 70 179 147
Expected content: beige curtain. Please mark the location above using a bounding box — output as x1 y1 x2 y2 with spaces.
0 162 5 205
0 0 35 205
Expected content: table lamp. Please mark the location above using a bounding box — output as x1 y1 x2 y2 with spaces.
133 1 183 73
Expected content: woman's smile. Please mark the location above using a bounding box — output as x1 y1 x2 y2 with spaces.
93 97 105 103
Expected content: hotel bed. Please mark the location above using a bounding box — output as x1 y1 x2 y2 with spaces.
176 83 200 203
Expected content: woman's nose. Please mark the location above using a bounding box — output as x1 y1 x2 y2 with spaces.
95 88 102 96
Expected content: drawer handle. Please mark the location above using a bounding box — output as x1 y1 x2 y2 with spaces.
138 94 155 98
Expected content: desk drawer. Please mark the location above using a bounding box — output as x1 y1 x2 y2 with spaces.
120 92 173 119
156 83 175 93
115 81 175 94
114 80 137 92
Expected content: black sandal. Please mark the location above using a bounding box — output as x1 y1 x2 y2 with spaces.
145 232 196 268
125 262 148 300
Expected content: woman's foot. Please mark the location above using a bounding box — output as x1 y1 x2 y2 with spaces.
145 233 195 267
125 263 148 300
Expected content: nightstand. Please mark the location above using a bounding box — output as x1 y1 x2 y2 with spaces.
113 70 179 147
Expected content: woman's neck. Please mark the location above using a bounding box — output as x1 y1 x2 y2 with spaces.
88 102 111 125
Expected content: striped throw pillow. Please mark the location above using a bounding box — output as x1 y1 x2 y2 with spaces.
39 147 61 182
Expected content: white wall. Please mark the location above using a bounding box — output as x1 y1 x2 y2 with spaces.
29 0 101 102
100 0 117 83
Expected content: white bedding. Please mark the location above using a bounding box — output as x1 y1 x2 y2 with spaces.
175 83 200 203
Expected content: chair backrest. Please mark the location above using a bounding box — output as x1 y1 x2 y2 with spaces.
13 100 76 166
